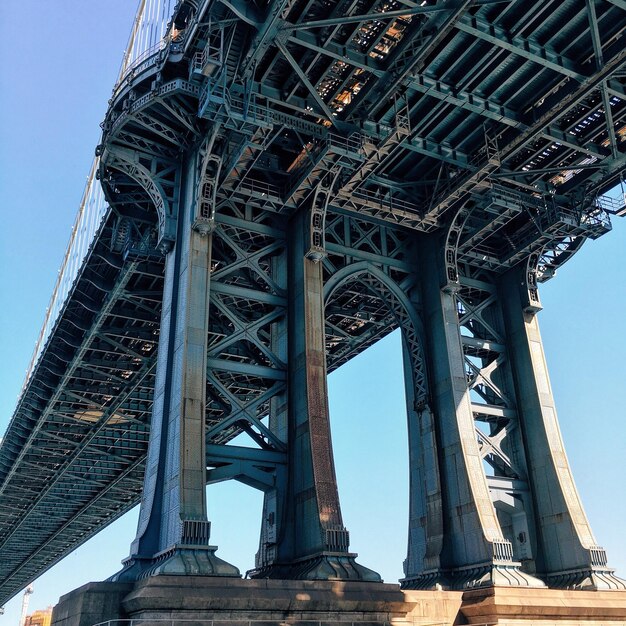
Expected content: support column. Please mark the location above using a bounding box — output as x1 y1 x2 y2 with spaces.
416 236 543 589
401 334 445 588
500 268 625 590
255 251 289 572
111 157 239 581
252 209 380 581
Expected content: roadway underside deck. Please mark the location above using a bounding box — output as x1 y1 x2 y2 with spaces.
2 0 626 605
0 206 403 602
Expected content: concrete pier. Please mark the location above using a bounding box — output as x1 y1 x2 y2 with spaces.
51 578 626 626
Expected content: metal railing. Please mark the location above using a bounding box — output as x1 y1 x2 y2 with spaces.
348 186 424 218
326 131 365 155
596 192 626 216
114 40 165 98
239 178 284 198
114 0 179 96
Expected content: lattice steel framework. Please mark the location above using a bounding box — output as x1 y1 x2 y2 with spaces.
2 0 626 605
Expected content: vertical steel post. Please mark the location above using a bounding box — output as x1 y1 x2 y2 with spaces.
255 251 289 571
112 156 239 580
412 237 544 588
500 269 625 590
401 334 445 588
252 208 380 580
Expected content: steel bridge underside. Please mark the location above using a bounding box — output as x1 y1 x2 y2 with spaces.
2 0 626 605
0 206 407 603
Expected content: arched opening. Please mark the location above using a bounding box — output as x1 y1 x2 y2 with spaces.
328 329 408 583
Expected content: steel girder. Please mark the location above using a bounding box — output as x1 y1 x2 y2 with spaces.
0 211 163 603
2 0 626 605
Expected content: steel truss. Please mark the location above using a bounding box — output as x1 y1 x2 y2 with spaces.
2 0 626 605
0 212 163 602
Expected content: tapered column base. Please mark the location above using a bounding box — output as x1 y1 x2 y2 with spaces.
546 567 626 590
250 551 382 582
402 561 545 590
400 570 451 590
109 545 240 582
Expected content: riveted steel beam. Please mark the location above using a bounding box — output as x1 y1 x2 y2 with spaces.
275 39 338 125
284 0 505 31
587 0 620 159
218 0 262 27
406 73 526 129
455 15 587 81
286 30 385 76
501 43 626 162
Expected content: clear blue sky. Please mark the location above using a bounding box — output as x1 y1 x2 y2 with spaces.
0 1 624 622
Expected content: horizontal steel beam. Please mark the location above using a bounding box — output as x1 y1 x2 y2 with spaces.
456 15 586 81
207 358 287 380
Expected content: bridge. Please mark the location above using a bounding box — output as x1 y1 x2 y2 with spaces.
1 0 626 611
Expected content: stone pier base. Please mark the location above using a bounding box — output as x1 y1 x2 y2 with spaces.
51 577 626 626
459 586 626 626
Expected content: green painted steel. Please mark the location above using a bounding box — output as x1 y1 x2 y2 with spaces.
2 0 626 606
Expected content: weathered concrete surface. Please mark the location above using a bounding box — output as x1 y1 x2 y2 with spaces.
400 589 463 625
51 578 626 626
460 586 626 625
123 577 411 623
51 581 132 626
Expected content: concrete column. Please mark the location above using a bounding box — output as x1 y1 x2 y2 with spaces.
112 156 239 580
500 269 624 590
